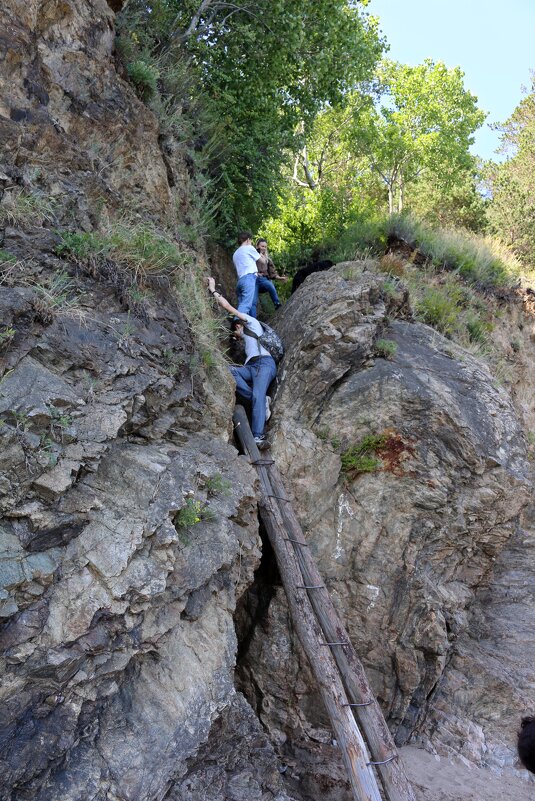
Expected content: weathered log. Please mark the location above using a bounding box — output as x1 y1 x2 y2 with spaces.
233 406 383 801
264 461 417 801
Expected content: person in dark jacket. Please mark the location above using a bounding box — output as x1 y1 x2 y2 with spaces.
255 238 287 309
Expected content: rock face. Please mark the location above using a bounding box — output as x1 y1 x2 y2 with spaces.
0 2 269 800
0 292 263 799
2 2 535 800
235 262 532 795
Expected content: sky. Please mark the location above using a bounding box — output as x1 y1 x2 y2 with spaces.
366 0 535 161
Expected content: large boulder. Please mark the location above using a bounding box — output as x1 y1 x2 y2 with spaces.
237 262 531 792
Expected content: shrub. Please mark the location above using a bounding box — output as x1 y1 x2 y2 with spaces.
375 338 398 359
204 473 232 496
127 59 160 101
56 231 109 260
378 252 405 276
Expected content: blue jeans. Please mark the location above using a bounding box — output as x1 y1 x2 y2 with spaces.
236 273 259 316
257 275 281 307
230 356 277 436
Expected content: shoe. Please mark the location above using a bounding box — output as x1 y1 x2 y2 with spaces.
254 435 271 451
274 303 282 310
265 395 272 421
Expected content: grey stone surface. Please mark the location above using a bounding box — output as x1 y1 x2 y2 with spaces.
236 262 532 794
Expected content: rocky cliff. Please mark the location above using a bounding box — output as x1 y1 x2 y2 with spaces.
1 3 535 801
237 263 533 796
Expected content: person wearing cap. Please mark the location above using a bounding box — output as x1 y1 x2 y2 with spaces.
207 276 275 449
232 230 261 317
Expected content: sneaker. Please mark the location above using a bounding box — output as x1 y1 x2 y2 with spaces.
265 395 272 421
254 435 271 451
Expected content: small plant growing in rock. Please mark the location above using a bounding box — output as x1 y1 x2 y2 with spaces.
381 279 398 298
47 404 73 443
0 249 17 264
204 473 232 497
379 252 405 276
11 410 29 432
174 498 216 543
0 189 56 227
162 348 184 377
56 231 109 260
127 60 160 101
39 433 59 466
527 431 535 460
374 338 397 359
340 433 388 476
316 427 330 441
0 326 16 347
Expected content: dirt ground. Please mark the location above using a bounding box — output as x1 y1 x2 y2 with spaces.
401 746 535 800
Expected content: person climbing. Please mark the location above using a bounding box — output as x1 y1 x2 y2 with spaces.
518 716 535 773
255 238 287 310
207 276 276 449
232 231 261 317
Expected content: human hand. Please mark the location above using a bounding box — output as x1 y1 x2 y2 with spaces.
207 276 216 292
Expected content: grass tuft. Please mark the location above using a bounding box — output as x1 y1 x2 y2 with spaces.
340 433 388 476
388 214 521 289
375 338 398 359
0 190 56 228
127 59 160 101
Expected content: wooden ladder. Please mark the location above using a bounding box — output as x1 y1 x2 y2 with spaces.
233 406 416 801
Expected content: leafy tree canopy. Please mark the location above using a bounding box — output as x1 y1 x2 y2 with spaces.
118 0 384 240
486 74 535 265
348 59 487 213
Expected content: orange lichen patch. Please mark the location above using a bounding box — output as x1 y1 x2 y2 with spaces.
376 429 416 476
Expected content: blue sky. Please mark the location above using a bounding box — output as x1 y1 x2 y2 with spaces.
366 0 535 160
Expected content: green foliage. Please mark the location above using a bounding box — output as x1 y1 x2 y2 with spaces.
117 0 383 240
127 59 160 101
204 473 232 497
388 215 520 288
485 75 535 269
414 285 462 335
262 57 487 263
56 231 109 260
39 433 59 466
340 433 387 475
0 190 56 227
57 223 192 274
374 338 397 359
175 498 216 533
162 348 184 377
0 249 17 264
350 59 486 215
0 326 16 346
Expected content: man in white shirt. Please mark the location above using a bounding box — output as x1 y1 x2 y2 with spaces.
207 276 276 448
232 230 261 317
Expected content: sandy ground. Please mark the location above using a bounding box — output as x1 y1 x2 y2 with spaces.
401 746 535 801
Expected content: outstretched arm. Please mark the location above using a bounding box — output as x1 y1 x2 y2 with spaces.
207 277 249 321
